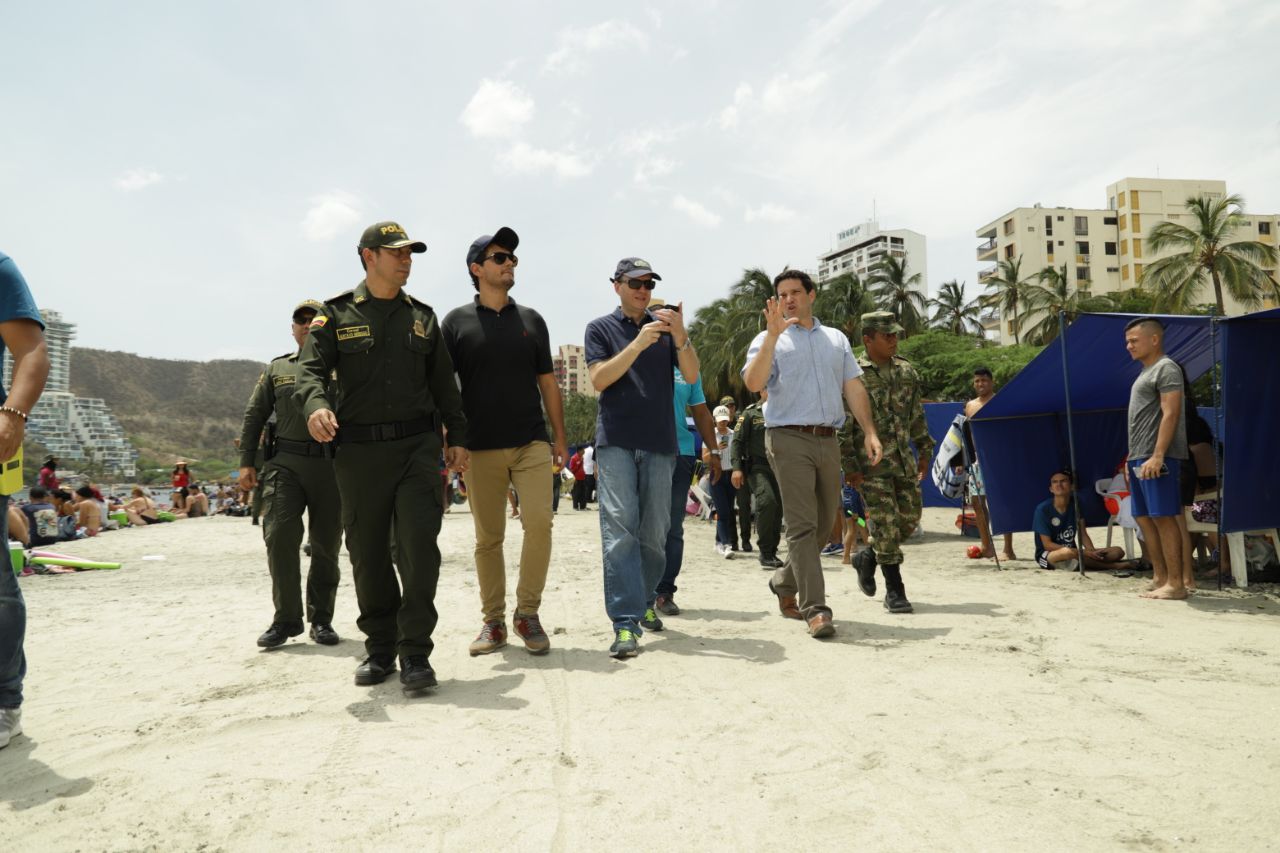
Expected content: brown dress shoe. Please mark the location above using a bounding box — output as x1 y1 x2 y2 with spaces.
807 613 835 638
768 580 802 620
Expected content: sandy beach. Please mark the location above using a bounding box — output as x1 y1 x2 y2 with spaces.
3 505 1278 851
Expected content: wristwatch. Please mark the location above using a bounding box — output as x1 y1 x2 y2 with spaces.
707 449 722 457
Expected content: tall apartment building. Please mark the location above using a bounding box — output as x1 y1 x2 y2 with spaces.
816 220 928 293
976 178 1279 343
552 344 595 398
2 309 138 478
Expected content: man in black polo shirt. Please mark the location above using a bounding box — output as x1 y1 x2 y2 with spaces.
585 257 700 658
442 227 567 657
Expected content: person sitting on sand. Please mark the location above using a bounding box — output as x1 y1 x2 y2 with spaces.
185 485 209 518
1033 469 1136 571
124 486 162 526
74 486 102 536
7 502 29 547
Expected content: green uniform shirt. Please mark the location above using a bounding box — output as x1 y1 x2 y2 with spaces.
730 401 769 472
844 354 933 478
238 351 313 468
295 280 468 446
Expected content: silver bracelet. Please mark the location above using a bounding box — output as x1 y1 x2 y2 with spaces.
0 405 27 421
677 338 693 353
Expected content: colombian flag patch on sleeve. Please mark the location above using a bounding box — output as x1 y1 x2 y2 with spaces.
309 315 329 330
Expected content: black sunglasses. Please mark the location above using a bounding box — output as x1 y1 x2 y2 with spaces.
620 277 657 291
484 252 518 266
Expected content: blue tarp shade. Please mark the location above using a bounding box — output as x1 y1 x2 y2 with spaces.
922 402 964 508
968 310 1277 535
1221 309 1280 531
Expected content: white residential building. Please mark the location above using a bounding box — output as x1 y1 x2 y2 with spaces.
3 309 138 478
552 344 594 398
816 220 928 295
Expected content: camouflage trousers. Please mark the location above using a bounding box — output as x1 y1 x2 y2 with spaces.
859 473 922 566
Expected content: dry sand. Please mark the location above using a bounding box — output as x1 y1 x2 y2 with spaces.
3 505 1278 851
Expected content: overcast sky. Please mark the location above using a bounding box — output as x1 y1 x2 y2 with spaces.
4 1 1279 363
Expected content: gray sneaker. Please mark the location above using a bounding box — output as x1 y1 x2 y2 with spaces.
0 707 22 749
640 608 664 631
655 594 680 616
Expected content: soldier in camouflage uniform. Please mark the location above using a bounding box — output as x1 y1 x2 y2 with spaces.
846 311 933 613
730 389 783 568
239 300 342 649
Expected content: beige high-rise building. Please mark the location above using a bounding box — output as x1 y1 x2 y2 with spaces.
977 177 1279 344
553 344 595 398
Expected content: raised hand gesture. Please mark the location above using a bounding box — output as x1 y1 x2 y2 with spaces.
763 297 798 339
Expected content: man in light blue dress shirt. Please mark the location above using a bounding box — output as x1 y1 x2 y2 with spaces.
742 270 882 638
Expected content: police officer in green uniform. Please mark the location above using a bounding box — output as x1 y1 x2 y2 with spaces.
847 311 934 613
296 221 469 693
239 299 342 649
730 389 783 568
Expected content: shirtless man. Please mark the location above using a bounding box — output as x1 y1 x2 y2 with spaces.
186 486 209 518
963 367 1016 560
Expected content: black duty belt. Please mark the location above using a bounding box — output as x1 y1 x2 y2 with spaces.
276 437 331 458
772 424 837 437
337 415 438 443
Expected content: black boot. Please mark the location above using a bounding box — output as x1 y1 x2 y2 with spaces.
853 548 877 597
881 564 913 613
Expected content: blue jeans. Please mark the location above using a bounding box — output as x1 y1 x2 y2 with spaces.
658 455 696 596
1 512 25 709
710 474 738 548
596 446 676 634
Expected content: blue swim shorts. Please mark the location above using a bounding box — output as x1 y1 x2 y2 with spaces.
1128 457 1182 518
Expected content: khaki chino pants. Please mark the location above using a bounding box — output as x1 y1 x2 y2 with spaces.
464 441 554 623
765 428 841 620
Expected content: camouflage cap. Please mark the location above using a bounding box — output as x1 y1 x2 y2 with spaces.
861 311 904 335
719 396 736 407
358 221 427 253
292 299 324 319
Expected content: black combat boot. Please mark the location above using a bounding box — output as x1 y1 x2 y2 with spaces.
881 564 913 613
853 548 877 597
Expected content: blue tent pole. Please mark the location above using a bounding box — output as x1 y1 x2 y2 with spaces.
1211 313 1224 591
1058 310 1086 576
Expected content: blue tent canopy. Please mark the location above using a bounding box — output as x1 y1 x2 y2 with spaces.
968 309 1279 535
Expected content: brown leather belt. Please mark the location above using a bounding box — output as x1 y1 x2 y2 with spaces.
773 424 837 437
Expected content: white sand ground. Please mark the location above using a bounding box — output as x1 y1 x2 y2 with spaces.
2 505 1278 852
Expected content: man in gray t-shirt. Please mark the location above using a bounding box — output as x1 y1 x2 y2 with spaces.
1123 317 1187 601
1128 356 1187 461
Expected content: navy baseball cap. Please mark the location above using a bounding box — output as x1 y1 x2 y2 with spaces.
466 227 520 270
612 257 662 281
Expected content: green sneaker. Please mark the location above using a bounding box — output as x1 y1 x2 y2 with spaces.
609 628 639 658
640 608 664 631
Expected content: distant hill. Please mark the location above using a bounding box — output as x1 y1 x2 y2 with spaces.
69 348 267 472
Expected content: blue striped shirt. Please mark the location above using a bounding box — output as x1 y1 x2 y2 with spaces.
743 318 861 428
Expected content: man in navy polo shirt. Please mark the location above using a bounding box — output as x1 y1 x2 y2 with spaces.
585 257 700 658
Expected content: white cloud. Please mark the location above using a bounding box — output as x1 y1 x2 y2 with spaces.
114 168 163 191
718 83 753 130
634 157 676 183
760 72 828 112
745 203 797 223
671 194 721 228
498 142 593 179
301 192 361 242
545 21 647 74
459 79 535 139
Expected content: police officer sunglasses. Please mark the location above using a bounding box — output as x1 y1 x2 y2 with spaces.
484 252 518 266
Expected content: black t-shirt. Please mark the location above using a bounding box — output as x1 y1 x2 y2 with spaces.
441 296 553 451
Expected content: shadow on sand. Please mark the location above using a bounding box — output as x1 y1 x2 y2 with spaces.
0 738 95 810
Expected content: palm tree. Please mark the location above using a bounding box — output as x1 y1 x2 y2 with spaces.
866 255 927 336
688 267 776 400
1143 194 1280 314
1020 263 1111 345
814 271 875 341
981 255 1033 345
926 279 984 336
